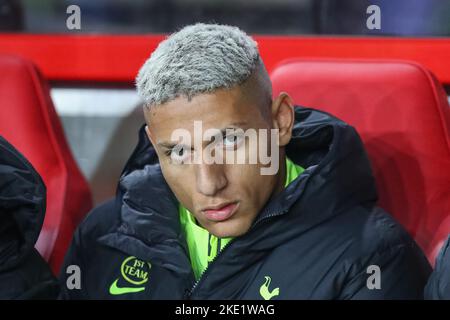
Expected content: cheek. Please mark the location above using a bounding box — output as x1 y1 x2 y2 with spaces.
160 166 193 206
229 164 272 204
255 172 276 201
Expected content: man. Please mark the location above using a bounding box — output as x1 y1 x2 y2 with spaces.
60 23 431 299
0 136 59 299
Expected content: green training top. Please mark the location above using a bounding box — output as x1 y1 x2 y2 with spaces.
179 157 305 280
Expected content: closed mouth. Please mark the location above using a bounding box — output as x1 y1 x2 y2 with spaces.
201 201 240 222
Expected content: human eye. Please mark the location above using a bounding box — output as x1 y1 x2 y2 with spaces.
167 145 191 164
222 131 243 149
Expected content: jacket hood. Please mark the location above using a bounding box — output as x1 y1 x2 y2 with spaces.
0 136 46 271
99 107 378 276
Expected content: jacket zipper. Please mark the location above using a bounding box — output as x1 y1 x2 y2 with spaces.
186 209 288 298
186 167 312 297
187 239 232 297
249 209 288 232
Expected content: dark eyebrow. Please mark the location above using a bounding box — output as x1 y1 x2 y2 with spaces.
219 122 249 134
157 121 248 149
204 122 248 147
226 121 248 129
158 142 190 150
157 142 176 149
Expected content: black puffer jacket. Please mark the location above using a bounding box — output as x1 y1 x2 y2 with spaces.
0 136 59 299
425 235 450 299
60 107 431 299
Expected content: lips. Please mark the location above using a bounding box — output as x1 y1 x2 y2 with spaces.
202 201 239 222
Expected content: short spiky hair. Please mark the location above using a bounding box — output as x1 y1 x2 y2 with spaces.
136 23 269 107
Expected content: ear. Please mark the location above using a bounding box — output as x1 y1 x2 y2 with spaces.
271 92 295 147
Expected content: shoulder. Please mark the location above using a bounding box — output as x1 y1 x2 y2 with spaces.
359 206 414 253
336 205 419 256
76 198 121 243
334 206 431 299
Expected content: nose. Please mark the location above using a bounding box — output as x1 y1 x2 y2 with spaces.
195 163 227 196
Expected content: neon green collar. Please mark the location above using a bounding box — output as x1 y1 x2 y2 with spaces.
179 157 304 280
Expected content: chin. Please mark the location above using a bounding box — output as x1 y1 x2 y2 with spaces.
208 218 252 238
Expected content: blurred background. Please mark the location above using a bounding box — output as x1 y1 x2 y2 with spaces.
1 0 450 205
2 0 450 35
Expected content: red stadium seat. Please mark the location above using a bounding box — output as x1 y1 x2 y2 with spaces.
0 54 92 274
271 59 450 265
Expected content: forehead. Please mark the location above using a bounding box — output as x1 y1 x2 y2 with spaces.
146 87 267 140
